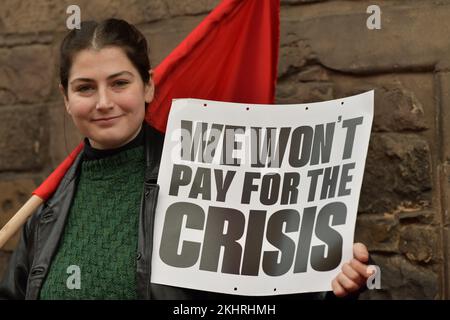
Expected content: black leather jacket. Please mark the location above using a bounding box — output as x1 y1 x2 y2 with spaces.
0 124 332 300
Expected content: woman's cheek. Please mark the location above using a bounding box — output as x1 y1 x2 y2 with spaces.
66 101 95 136
115 94 142 113
70 98 94 119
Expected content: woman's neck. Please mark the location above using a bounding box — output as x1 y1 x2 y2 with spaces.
83 126 144 161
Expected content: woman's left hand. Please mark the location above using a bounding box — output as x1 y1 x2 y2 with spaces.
331 242 372 297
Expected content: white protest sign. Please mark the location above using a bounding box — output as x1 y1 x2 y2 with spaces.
151 91 374 296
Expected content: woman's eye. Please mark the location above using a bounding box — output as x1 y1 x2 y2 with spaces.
76 85 93 93
113 80 129 88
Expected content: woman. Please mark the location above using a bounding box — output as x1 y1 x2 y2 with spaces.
0 19 371 300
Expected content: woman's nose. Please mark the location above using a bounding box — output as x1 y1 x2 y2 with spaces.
96 86 114 110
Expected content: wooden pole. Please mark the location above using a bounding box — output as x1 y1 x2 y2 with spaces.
0 195 43 249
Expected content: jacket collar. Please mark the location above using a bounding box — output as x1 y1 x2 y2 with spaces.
143 123 164 183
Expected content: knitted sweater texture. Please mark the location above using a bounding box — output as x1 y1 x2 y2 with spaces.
40 146 145 299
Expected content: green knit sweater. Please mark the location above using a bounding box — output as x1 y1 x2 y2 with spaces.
40 146 145 300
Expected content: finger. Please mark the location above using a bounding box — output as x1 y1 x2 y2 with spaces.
332 278 347 298
350 258 371 278
353 242 369 263
342 262 365 285
336 272 360 293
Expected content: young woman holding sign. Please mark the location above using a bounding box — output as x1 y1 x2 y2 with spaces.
0 19 371 300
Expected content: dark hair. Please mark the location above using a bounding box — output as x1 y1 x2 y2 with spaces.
59 18 151 97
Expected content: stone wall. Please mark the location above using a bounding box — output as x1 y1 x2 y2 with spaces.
1 0 449 299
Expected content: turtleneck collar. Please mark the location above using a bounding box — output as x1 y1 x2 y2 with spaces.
83 125 144 161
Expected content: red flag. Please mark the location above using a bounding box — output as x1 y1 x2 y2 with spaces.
33 142 84 200
33 0 280 200
147 0 279 132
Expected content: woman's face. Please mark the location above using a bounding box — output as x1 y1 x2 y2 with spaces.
62 46 153 150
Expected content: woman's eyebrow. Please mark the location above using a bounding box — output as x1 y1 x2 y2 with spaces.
107 71 134 79
70 78 94 85
70 71 134 84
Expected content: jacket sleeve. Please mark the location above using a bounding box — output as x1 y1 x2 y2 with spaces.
0 210 39 300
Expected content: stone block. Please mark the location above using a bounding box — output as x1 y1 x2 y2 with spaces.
280 3 450 73
360 132 432 213
278 41 314 78
282 0 328 4
343 84 428 132
80 0 168 24
1 0 66 33
447 164 450 225
166 0 219 16
0 45 54 105
0 105 49 172
0 0 219 34
437 71 450 161
355 213 399 253
399 225 437 263
0 0 171 34
373 86 427 132
275 81 334 104
142 15 205 67
295 65 329 82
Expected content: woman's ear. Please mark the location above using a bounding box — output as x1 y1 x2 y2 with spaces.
144 70 155 104
59 84 71 115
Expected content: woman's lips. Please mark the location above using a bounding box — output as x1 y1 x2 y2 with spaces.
92 115 123 126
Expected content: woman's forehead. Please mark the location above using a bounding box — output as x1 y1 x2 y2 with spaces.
69 47 137 80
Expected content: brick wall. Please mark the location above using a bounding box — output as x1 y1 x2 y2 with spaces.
1 0 449 299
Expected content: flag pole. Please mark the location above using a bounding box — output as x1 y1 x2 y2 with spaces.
0 195 43 249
